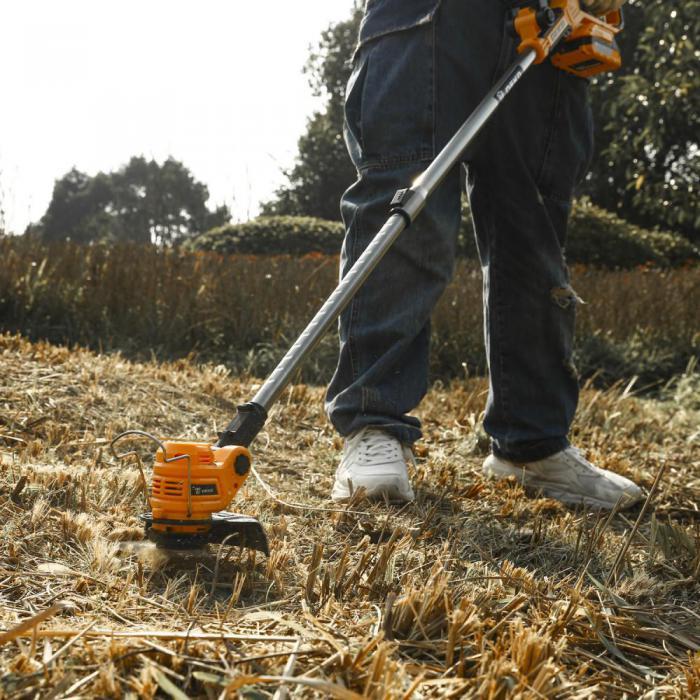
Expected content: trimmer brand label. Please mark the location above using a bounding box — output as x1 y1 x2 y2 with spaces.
496 67 524 102
190 484 218 496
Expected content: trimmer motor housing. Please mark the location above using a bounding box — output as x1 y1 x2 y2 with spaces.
140 441 268 554
513 0 622 78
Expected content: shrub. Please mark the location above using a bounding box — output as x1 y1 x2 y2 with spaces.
457 198 698 267
187 216 344 255
565 199 699 268
192 205 698 269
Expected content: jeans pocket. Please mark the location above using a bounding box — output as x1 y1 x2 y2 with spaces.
342 0 441 171
537 72 595 203
574 87 595 189
357 0 441 51
354 28 436 170
343 51 370 167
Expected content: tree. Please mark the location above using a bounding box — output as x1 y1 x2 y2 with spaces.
0 168 6 236
260 3 362 220
35 157 230 245
585 0 698 239
265 1 698 238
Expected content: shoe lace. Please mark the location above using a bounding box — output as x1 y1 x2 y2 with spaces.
356 429 401 460
564 446 597 473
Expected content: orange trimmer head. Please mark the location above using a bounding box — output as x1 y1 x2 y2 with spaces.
111 432 269 555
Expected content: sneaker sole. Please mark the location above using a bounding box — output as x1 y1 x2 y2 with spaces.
331 479 414 504
484 462 641 511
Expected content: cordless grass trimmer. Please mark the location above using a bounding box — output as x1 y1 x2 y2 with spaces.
111 0 622 555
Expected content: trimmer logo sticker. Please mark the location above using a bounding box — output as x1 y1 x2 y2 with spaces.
496 67 524 102
191 484 218 496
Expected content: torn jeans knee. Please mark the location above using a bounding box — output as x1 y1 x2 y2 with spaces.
550 284 585 310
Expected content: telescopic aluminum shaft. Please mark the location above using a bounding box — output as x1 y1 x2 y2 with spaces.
252 48 536 413
216 47 538 448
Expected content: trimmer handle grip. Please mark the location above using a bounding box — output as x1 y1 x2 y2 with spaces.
513 0 623 77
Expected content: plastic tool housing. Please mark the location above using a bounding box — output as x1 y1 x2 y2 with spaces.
514 0 622 77
142 441 268 554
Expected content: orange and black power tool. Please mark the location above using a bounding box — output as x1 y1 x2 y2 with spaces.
108 1 622 559
511 0 623 77
111 431 268 554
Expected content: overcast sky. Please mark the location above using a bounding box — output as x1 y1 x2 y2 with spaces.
0 0 357 233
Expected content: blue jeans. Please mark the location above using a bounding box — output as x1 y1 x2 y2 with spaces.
325 0 593 462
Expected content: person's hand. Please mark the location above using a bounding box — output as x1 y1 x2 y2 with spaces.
582 0 626 14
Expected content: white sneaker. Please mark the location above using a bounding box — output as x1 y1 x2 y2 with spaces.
483 446 643 510
331 427 415 503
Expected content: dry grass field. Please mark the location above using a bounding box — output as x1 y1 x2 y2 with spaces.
2 239 698 387
1 332 699 698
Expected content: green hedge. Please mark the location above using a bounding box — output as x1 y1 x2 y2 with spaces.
187 216 344 255
565 199 698 267
190 205 698 268
457 198 698 267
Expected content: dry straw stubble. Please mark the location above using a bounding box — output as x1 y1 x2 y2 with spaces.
0 333 699 697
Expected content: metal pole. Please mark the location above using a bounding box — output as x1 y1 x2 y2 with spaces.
251 49 536 413
251 212 407 411
217 49 539 447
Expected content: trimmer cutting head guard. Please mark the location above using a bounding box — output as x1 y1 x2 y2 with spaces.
111 432 268 555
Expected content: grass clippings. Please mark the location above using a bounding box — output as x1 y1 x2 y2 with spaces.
1 332 699 698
